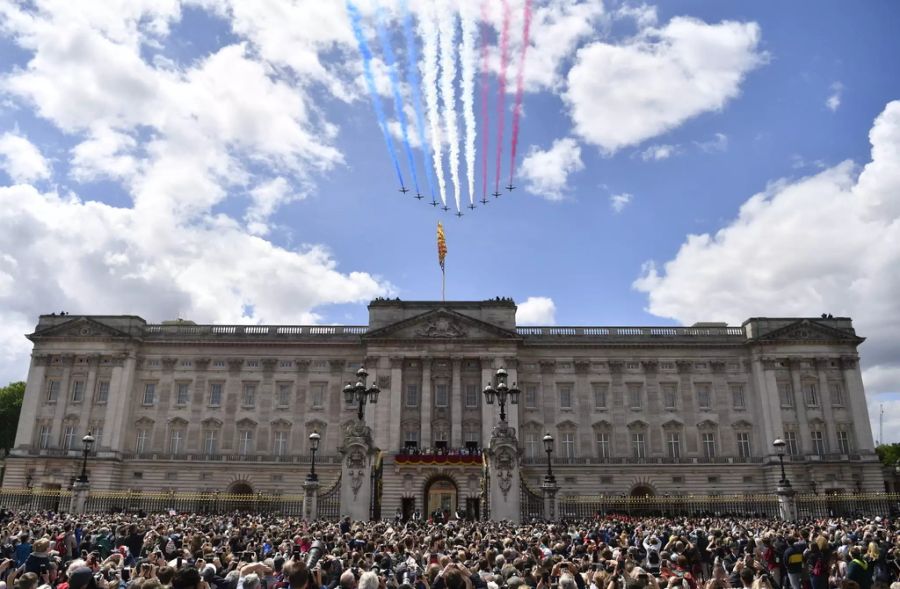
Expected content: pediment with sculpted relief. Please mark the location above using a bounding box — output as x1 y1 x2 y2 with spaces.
364 308 519 341
30 317 133 341
753 319 864 344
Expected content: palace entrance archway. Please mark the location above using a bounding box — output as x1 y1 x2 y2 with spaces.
424 475 458 519
630 484 655 497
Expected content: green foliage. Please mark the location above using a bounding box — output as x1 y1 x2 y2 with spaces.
0 381 25 452
875 442 900 466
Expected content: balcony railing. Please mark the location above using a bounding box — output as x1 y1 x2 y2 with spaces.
515 326 745 338
118 452 342 464
143 324 368 339
393 447 483 465
521 455 765 465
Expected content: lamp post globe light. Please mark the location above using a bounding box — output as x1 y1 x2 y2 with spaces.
543 432 555 485
343 366 380 422
772 438 789 487
308 431 321 482
77 433 95 484
483 367 520 422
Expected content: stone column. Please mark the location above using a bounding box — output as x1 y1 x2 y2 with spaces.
70 480 89 515
421 358 433 448
753 357 784 455
50 355 75 447
451 358 463 447
505 358 520 433
389 358 403 452
776 484 797 521
13 353 49 449
815 358 838 451
541 475 560 522
106 353 136 453
841 356 875 451
302 478 319 521
788 359 812 453
485 422 521 522
480 357 496 447
339 422 378 522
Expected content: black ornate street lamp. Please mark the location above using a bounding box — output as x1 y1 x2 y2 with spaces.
308 431 320 482
482 368 520 423
76 433 95 484
343 367 380 421
543 432 556 485
772 438 789 487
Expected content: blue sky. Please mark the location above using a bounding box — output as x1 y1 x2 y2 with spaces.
0 0 898 440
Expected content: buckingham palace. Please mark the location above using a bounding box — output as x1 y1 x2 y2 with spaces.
1 298 883 519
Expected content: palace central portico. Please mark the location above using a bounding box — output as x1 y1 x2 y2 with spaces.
3 298 882 520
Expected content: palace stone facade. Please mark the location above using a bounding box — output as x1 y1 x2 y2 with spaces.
3 299 882 518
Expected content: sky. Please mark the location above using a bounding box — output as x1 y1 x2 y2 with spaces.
0 0 898 442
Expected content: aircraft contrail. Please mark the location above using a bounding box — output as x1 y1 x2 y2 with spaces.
418 0 447 207
509 0 533 188
400 0 437 200
437 0 461 212
374 0 420 195
346 0 405 189
460 0 477 207
494 0 510 196
479 0 490 202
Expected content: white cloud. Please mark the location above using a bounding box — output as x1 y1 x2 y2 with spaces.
610 192 633 213
639 143 678 161
826 81 843 112
0 132 51 183
516 297 557 325
867 394 900 445
634 101 900 443
245 177 305 236
565 17 764 152
70 127 138 182
520 137 584 200
695 132 729 153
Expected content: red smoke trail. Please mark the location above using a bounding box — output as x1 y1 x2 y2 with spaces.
479 0 490 201
494 0 510 196
509 0 533 188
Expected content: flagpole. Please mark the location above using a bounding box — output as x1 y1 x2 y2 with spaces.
442 268 446 302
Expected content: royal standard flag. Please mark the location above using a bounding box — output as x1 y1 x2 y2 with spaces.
437 222 447 271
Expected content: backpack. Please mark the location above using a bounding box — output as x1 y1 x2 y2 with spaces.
55 534 67 555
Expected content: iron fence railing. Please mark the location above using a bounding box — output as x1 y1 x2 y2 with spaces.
520 479 544 522
317 475 342 520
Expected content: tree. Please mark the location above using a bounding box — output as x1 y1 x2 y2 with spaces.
0 381 25 452
876 443 900 468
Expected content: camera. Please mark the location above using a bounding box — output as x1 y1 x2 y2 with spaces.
306 541 326 570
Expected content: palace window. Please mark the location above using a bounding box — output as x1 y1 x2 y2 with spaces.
203 429 218 455
561 432 576 459
92 427 103 448
273 431 288 456
46 380 60 402
39 425 51 449
558 383 573 409
595 432 610 458
524 432 539 459
96 380 110 404
435 384 449 407
736 432 752 458
702 432 717 458
465 383 478 408
627 383 643 410
239 430 254 455
696 384 712 410
142 383 156 406
524 384 538 409
731 384 745 410
310 383 325 408
403 429 420 446
405 383 419 407
662 383 677 410
593 383 608 410
837 430 851 454
242 383 257 407
631 433 646 459
666 431 681 458
830 381 845 407
779 382 794 408
176 383 190 406
169 429 185 454
785 430 800 456
208 383 223 407
135 429 148 454
71 380 85 403
811 431 826 456
804 383 819 407
277 383 291 408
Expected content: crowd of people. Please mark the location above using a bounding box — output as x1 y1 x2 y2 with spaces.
1 510 898 589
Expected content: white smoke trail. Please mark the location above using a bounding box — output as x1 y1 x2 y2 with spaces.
437 0 461 212
418 0 447 206
460 0 477 207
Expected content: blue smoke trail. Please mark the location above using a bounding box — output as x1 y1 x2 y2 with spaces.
374 1 420 196
346 0 405 189
400 0 437 200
